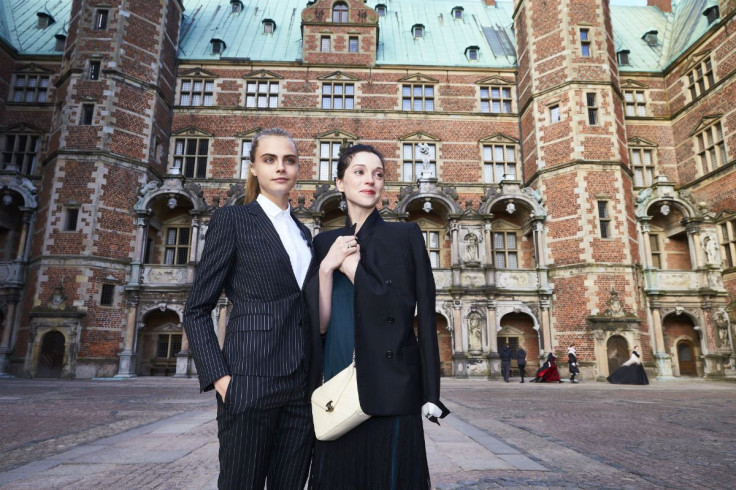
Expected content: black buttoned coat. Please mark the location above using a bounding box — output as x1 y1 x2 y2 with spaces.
305 209 447 416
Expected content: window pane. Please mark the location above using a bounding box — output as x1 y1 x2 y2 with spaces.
166 229 177 245
507 252 518 269
429 232 439 248
484 164 493 183
495 252 505 268
425 99 434 111
494 233 505 249
403 144 413 160
403 163 413 181
506 234 517 249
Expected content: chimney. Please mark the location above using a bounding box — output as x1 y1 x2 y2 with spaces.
647 0 671 13
483 0 496 6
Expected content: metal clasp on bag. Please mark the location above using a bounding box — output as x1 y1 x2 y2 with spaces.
326 401 334 412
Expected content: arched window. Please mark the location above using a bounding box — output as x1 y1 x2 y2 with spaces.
333 2 348 23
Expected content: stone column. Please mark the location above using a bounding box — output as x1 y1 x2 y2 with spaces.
540 297 553 358
189 213 201 263
686 222 702 269
116 293 140 378
483 219 495 287
451 300 467 377
651 307 673 379
0 301 18 377
14 209 33 260
129 215 150 287
174 327 191 378
486 300 500 379
640 221 653 268
532 220 550 289
449 221 461 287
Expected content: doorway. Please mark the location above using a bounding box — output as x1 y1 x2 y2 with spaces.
607 335 629 374
37 331 65 378
677 340 697 375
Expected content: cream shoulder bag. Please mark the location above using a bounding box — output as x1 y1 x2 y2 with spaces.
311 354 370 441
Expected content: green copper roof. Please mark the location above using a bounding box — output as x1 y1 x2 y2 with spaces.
0 0 70 55
0 0 723 72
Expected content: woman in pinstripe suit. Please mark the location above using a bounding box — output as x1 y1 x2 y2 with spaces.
184 128 315 490
305 144 449 489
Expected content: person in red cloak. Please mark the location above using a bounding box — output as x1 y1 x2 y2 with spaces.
530 352 562 383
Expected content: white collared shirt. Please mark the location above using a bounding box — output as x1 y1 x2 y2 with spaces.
256 194 312 288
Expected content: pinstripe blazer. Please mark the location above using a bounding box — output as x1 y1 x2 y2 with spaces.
183 202 313 393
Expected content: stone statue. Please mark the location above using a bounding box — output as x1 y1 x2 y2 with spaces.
467 312 482 353
465 233 479 263
702 233 719 265
714 309 730 346
416 143 432 178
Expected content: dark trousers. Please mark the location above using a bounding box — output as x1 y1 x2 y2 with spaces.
216 366 313 490
518 363 526 381
501 361 511 381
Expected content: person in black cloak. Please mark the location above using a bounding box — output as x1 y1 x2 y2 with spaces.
567 345 580 383
607 345 649 385
530 352 562 383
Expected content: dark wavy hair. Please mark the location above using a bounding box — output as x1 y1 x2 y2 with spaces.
335 144 386 181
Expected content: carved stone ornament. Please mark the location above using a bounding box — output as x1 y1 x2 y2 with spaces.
603 289 626 317
702 232 720 265
713 308 730 347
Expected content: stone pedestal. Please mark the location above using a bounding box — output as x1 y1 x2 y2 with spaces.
453 353 468 378
654 352 674 380
174 351 192 378
0 347 13 378
486 352 501 380
115 350 138 378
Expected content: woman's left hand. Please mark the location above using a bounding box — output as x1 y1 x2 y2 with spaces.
338 245 360 283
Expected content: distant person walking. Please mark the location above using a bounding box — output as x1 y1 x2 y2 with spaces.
516 347 527 383
531 352 562 383
499 344 513 382
567 345 579 383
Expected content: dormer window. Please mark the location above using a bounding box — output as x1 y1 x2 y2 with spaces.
333 2 348 23
412 24 425 38
211 39 225 55
376 4 387 17
263 20 276 34
465 46 479 61
617 49 630 65
452 7 464 19
55 34 66 52
37 12 55 29
704 5 719 24
642 30 658 46
231 0 243 14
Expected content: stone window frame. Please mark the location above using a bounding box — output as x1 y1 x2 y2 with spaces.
548 103 561 123
94 9 109 30
479 85 512 113
316 133 352 182
686 55 715 101
1 131 41 175
172 136 210 179
239 138 253 180
415 217 444 269
402 83 435 112
99 283 116 307
88 59 101 81
624 89 646 117
10 72 51 104
693 118 726 176
617 49 630 66
245 80 279 108
321 81 355 110
64 206 80 232
597 200 612 239
163 225 191 266
719 217 736 270
481 141 518 184
80 103 95 125
401 140 438 182
492 227 520 270
179 78 215 107
348 36 359 53
321 35 331 52
629 145 657 188
586 92 598 125
332 2 349 23
156 333 182 359
649 232 662 269
579 28 591 57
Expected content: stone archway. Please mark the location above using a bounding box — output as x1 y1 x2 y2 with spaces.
607 335 630 374
663 313 701 377
37 331 65 378
137 309 182 376
436 314 452 376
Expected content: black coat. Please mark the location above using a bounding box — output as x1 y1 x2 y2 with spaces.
304 209 447 417
499 345 513 362
516 348 527 366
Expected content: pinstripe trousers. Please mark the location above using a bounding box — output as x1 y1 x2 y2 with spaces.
216 363 313 490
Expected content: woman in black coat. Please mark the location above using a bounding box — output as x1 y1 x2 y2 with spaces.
567 345 580 383
607 345 649 385
304 144 448 489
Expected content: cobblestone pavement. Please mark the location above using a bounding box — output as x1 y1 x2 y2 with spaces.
1 377 734 489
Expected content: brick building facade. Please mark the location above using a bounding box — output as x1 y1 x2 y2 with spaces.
1 0 735 381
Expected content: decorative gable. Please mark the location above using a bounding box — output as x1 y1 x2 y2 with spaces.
243 70 283 80
627 136 657 147
683 50 712 74
690 115 722 136
399 131 440 142
620 79 649 89
316 129 357 141
479 134 519 145
318 71 360 81
172 127 214 138
475 75 514 86
398 73 439 84
13 63 55 74
178 67 218 79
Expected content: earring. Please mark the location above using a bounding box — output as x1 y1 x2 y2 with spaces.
339 199 347 212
